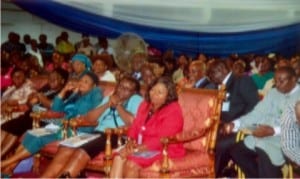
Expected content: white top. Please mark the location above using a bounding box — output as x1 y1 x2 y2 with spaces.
99 70 116 82
27 49 44 68
97 47 115 58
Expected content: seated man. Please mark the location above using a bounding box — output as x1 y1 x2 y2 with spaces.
226 66 300 178
182 60 213 89
281 101 300 170
207 59 259 177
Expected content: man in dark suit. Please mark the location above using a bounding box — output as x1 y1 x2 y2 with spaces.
186 60 214 89
207 59 260 177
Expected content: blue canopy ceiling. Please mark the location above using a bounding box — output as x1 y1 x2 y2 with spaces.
13 0 300 57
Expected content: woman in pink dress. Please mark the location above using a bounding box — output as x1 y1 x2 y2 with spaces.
110 76 185 178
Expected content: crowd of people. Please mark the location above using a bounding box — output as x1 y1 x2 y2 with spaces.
1 31 300 178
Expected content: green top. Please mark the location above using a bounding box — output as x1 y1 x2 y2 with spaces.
251 71 274 90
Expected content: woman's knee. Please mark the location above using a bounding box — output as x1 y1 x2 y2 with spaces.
58 146 76 154
124 160 140 174
73 148 90 161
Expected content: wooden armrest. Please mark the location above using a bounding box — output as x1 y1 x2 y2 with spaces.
113 126 129 136
160 127 208 146
30 111 65 119
68 119 98 137
30 111 65 129
3 104 29 113
69 119 98 128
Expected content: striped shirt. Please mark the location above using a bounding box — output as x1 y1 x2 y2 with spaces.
281 104 300 165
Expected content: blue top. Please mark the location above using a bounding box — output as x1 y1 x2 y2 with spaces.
52 86 103 133
94 94 143 132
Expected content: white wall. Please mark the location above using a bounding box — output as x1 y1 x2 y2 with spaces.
1 1 100 45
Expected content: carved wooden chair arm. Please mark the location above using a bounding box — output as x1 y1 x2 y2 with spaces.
159 124 213 176
2 104 29 121
30 111 65 129
68 118 98 136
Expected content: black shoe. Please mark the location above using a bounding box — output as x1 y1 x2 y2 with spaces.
77 171 86 178
221 166 237 177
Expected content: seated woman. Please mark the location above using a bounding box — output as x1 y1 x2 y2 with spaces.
110 76 186 178
45 51 69 72
1 68 68 159
1 68 35 112
1 68 35 155
92 55 116 82
1 71 103 175
69 53 92 80
41 76 143 178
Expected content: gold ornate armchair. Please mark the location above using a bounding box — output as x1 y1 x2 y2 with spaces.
141 88 225 178
112 87 225 178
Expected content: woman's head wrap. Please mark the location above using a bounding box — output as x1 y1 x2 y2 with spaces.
71 54 92 71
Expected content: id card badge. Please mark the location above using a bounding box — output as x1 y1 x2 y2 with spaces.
222 101 230 112
137 126 146 145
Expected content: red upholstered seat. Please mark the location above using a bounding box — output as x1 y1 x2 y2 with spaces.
140 150 213 178
86 151 119 171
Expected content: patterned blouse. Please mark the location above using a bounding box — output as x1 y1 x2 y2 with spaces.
2 80 35 104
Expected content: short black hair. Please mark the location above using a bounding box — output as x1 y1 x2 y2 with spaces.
119 75 140 94
276 66 297 78
82 71 99 85
11 67 25 77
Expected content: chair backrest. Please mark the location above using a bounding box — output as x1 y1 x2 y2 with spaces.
177 87 224 152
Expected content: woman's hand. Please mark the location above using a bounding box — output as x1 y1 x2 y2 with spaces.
119 140 137 158
109 94 121 108
119 140 147 159
64 81 78 92
59 81 78 98
27 92 40 106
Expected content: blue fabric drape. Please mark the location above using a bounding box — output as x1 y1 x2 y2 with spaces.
14 0 300 57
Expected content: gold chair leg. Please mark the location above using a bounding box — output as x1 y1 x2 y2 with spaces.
288 163 293 179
